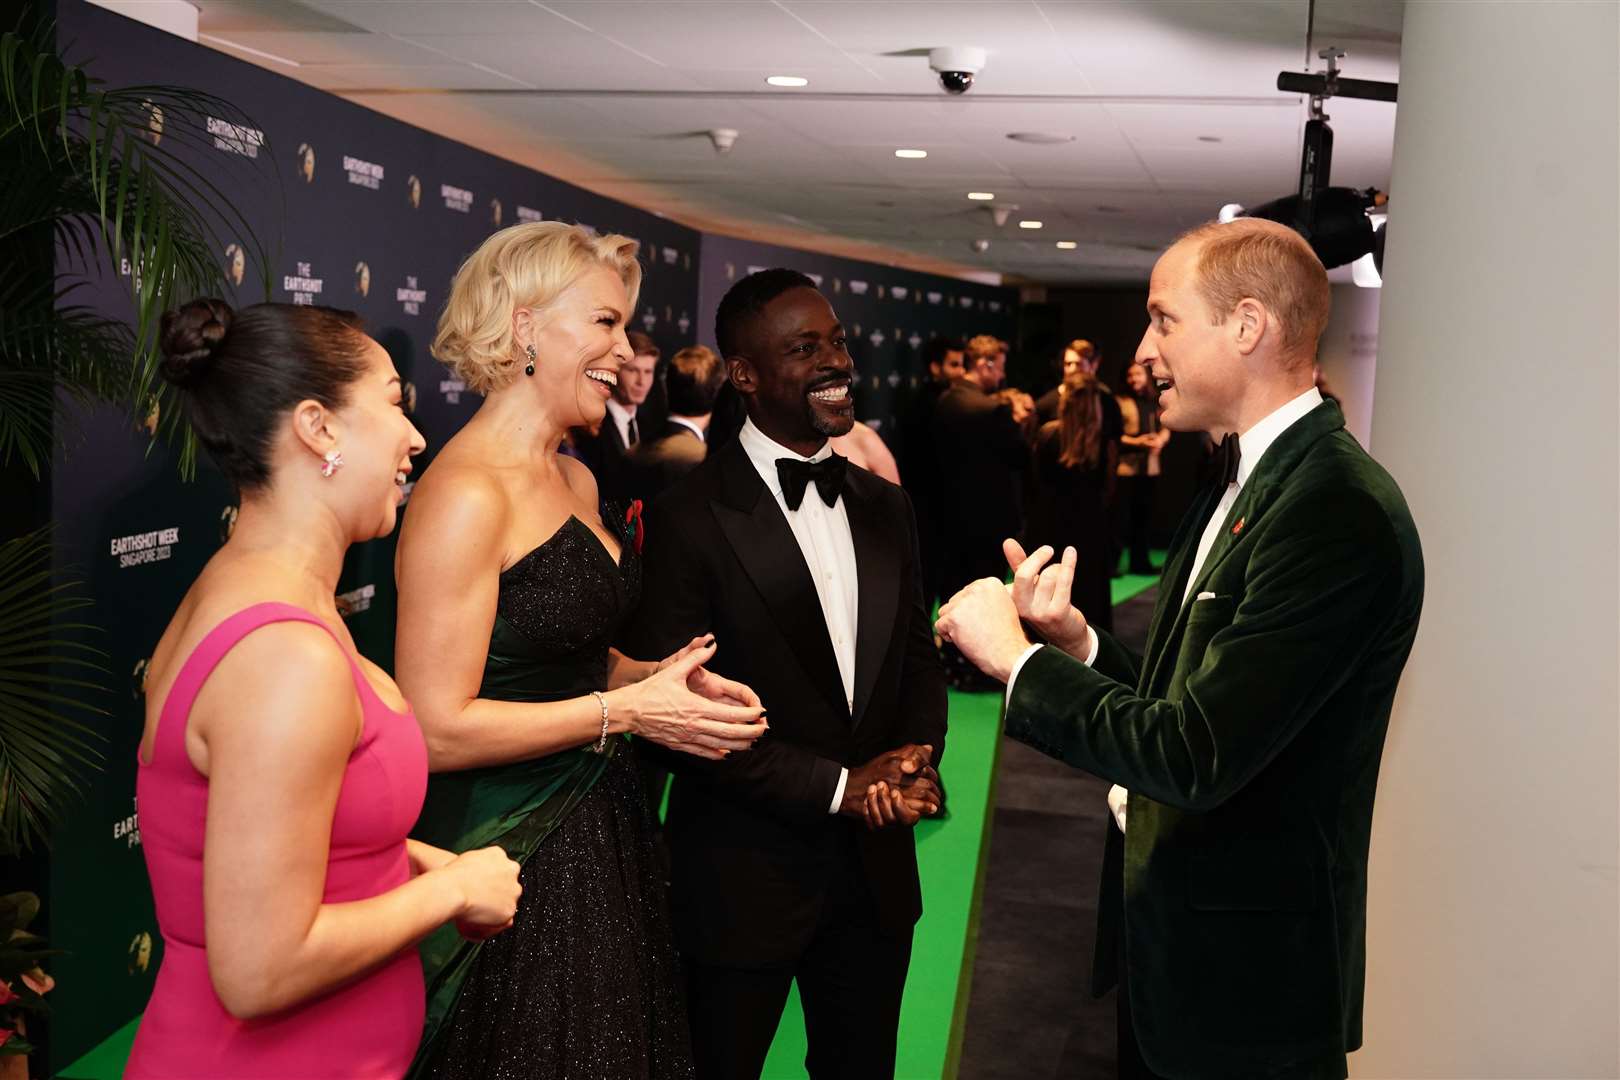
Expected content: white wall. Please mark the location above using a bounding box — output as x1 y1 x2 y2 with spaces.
1354 2 1619 1077
1318 284 1381 446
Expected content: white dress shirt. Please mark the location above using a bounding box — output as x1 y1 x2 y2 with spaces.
605 397 637 448
736 418 860 814
1005 387 1324 827
667 415 706 443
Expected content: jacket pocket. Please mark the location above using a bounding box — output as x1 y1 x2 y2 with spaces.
1168 595 1236 689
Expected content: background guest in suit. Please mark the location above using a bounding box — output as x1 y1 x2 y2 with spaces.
893 336 963 618
625 268 948 1080
1115 361 1169 576
575 329 659 500
932 334 1029 690
632 344 724 504
1025 368 1118 634
936 217 1423 1080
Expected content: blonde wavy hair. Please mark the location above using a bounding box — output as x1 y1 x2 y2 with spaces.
432 221 642 394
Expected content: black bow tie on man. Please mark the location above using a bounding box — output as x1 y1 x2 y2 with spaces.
776 453 848 511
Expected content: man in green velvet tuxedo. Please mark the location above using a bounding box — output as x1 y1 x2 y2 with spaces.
937 217 1423 1080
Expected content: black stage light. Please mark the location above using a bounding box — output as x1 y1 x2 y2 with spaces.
1241 186 1382 269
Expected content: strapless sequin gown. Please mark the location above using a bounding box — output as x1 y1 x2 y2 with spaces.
414 515 694 1079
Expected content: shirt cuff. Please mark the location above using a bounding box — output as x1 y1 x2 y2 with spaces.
828 767 849 814
1003 629 1099 709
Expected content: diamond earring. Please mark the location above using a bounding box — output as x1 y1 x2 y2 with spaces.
524 344 536 377
321 449 344 478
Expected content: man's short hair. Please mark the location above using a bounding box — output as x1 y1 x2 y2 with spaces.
1177 218 1331 361
965 334 1001 370
627 329 659 360
922 336 965 368
714 268 818 360
666 345 725 416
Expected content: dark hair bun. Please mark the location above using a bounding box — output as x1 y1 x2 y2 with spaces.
160 298 234 387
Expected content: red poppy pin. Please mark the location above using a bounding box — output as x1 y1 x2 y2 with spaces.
1231 516 1246 536
625 499 645 555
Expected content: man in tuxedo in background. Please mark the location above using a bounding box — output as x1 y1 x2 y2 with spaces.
625 269 948 1080
631 344 724 504
938 218 1424 1079
932 334 1029 689
575 329 659 501
894 336 964 616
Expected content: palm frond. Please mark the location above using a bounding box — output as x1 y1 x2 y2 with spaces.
0 19 275 478
0 528 107 856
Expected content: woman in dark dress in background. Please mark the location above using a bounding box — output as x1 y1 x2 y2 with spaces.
394 222 768 1079
1025 369 1118 633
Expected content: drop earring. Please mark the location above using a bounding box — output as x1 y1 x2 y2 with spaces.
524 344 536 377
321 449 344 478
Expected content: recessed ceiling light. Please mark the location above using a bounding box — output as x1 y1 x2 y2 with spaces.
1019 219 1043 229
894 148 927 159
1007 132 1075 144
1055 240 1077 249
766 75 809 87
1198 135 1223 143
967 191 995 201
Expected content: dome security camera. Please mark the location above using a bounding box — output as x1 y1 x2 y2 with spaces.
707 128 739 154
971 239 991 253
929 46 987 95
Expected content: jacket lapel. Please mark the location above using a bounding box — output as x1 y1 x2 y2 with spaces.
1184 401 1347 602
1144 401 1348 693
844 472 898 729
1138 481 1222 690
708 441 848 718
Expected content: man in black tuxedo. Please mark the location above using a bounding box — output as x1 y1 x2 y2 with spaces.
931 336 1029 689
574 329 659 501
894 336 964 614
624 269 948 1080
631 344 724 504
938 218 1424 1079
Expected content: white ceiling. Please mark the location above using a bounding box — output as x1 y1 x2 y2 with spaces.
185 0 1405 285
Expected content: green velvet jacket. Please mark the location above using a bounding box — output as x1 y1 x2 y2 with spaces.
1006 400 1423 1079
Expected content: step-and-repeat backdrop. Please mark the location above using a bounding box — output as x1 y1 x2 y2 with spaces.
47 1 1016 1070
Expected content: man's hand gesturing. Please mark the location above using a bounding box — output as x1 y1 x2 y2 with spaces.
1003 539 1092 661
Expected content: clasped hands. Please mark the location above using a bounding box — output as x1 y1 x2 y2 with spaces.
935 539 1094 683
839 743 943 831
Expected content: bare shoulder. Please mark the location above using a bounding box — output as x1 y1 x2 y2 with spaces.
558 453 600 504
195 618 359 760
401 456 510 553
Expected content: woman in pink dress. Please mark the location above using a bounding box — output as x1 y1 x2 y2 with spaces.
127 299 522 1080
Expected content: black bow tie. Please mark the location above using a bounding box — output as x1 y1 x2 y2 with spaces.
777 453 848 511
1212 433 1241 488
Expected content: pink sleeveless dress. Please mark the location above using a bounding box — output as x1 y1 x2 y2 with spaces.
127 602 429 1079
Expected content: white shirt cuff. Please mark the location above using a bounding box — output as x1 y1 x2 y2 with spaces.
828 767 849 814
1003 629 1100 710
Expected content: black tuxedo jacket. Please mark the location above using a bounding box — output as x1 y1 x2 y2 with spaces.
932 379 1027 544
622 439 948 968
629 420 706 505
574 413 636 503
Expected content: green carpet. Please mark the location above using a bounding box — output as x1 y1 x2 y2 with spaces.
1111 549 1167 608
57 1016 137 1079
